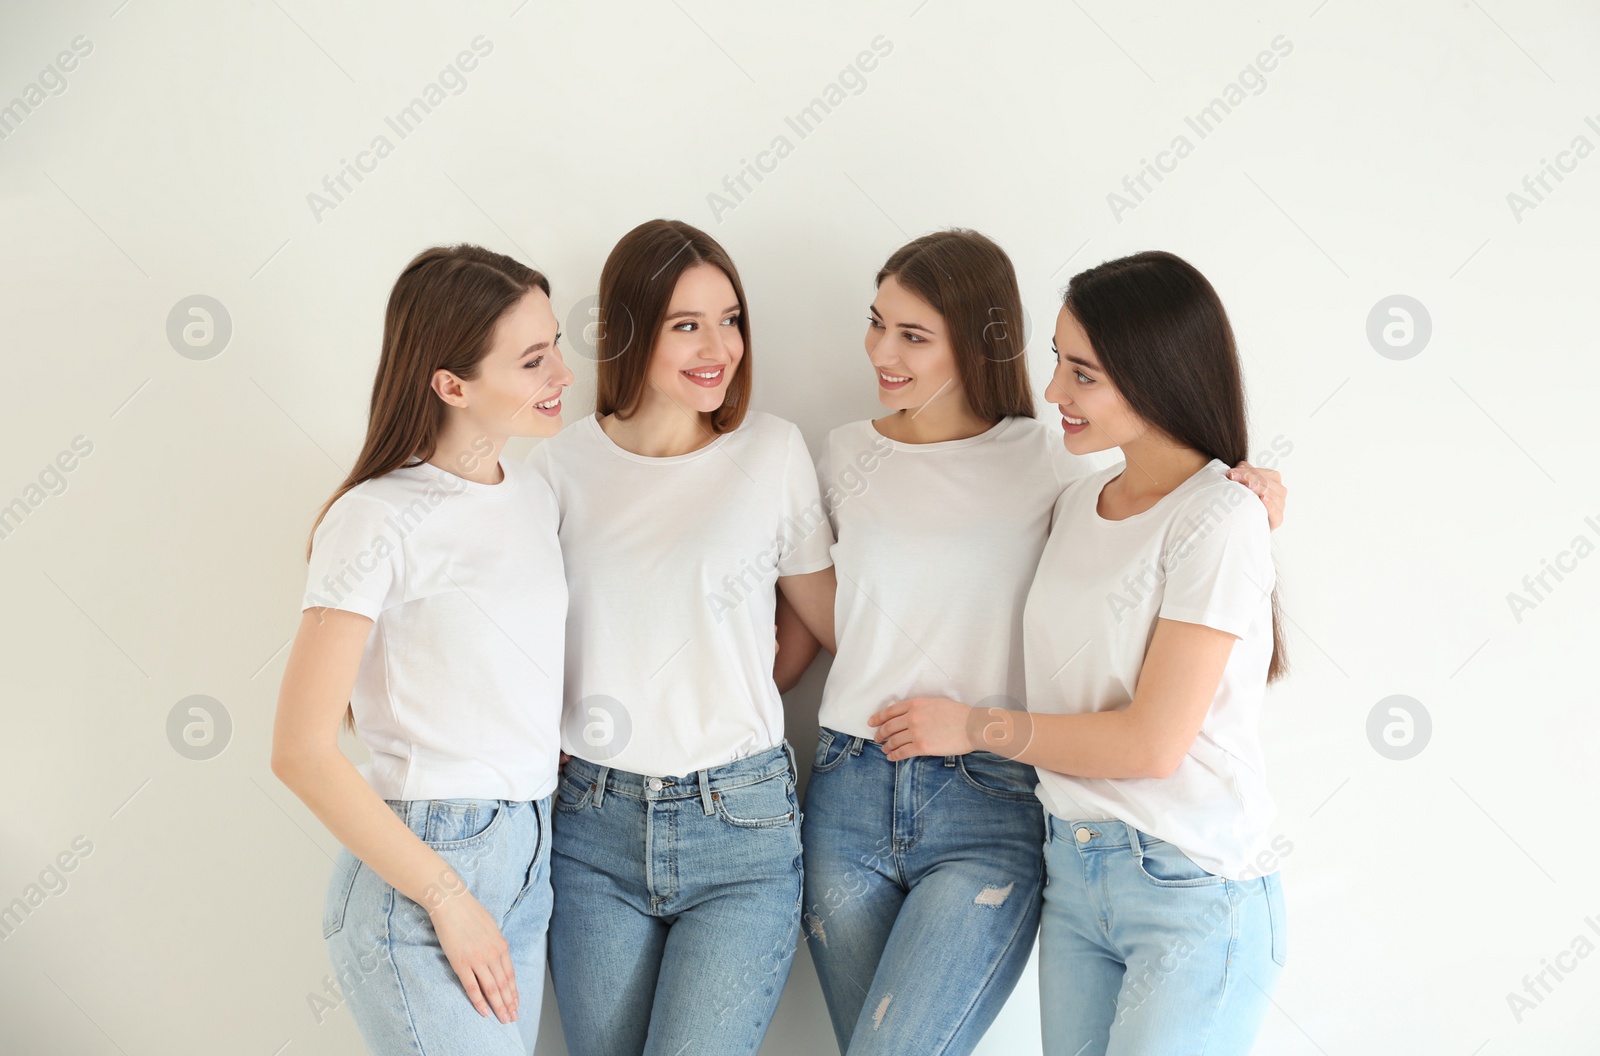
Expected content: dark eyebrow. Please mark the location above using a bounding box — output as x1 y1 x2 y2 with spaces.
520 337 555 357
666 303 742 321
1050 339 1100 371
868 304 934 334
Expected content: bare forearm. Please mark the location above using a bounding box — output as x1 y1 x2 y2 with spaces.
978 708 1167 779
273 749 457 908
775 639 820 693
778 569 837 654
774 588 824 692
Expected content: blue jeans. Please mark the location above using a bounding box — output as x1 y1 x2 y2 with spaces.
322 797 554 1055
1039 815 1287 1055
547 741 804 1056
801 727 1046 1055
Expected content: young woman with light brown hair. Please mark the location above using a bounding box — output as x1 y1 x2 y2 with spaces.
272 244 573 1055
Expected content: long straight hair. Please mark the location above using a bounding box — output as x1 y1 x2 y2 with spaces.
876 229 1035 422
595 219 752 433
306 244 549 729
1063 250 1287 682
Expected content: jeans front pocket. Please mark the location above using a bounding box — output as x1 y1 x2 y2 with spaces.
554 772 596 814
322 848 362 939
955 751 1039 803
1264 871 1287 967
812 728 852 775
419 799 505 848
1131 833 1228 888
714 773 797 829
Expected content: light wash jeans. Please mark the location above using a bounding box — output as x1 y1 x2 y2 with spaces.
547 741 804 1056
1039 815 1287 1055
801 727 1046 1055
322 796 554 1055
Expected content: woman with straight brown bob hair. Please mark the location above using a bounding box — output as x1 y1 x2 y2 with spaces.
529 219 837 1056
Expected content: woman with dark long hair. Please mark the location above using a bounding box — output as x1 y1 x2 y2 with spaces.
871 250 1289 1054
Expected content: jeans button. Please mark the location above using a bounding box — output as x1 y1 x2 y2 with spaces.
1075 827 1093 843
647 777 663 791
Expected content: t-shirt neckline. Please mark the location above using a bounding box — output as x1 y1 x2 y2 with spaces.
867 414 1014 452
585 411 734 464
406 455 517 496
1090 457 1228 524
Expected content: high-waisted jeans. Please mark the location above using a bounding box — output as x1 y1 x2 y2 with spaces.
1039 815 1287 1055
548 741 804 1056
800 727 1047 1055
322 796 554 1055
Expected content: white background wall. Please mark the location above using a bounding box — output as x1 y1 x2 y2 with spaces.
2 0 1597 1052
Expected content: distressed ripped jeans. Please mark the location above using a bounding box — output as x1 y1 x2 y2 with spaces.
800 727 1046 1055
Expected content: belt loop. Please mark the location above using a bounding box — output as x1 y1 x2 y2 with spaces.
942 754 957 768
1124 821 1143 861
698 768 715 815
848 735 865 756
781 739 797 783
593 765 609 808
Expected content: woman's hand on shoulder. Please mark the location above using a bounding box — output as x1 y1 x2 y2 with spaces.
1228 461 1286 530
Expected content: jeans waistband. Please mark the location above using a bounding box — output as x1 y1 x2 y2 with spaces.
562 741 796 813
381 796 549 839
820 724 1033 769
1048 814 1147 851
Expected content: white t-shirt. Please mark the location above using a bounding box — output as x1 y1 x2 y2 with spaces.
818 416 1084 738
527 411 835 778
1023 458 1277 880
301 458 567 802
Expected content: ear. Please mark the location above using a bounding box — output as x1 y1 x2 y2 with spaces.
430 368 467 408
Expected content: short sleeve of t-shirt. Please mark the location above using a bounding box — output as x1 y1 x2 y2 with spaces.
1158 482 1273 639
302 493 403 620
814 431 840 539
777 424 835 577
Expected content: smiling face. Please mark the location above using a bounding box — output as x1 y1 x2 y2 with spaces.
866 274 962 412
644 262 745 415
1045 304 1148 455
457 287 573 439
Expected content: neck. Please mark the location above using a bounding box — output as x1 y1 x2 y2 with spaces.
427 417 506 484
1111 434 1210 505
876 396 993 445
600 390 719 457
